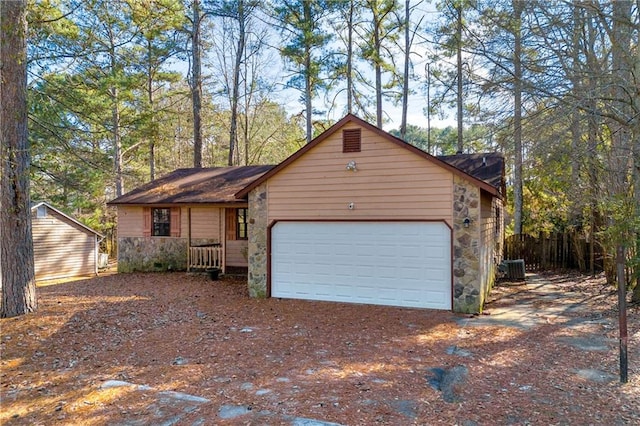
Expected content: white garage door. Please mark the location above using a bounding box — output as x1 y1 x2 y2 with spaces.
271 221 451 310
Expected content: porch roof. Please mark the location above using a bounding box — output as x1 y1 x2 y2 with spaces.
108 165 274 206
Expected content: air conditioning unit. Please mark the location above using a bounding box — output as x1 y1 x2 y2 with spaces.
503 259 525 280
98 253 109 269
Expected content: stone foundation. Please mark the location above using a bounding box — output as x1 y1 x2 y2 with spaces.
118 237 187 272
247 183 268 297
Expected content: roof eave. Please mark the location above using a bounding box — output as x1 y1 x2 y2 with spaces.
107 200 249 206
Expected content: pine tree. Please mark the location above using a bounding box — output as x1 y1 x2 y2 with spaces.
1 0 37 317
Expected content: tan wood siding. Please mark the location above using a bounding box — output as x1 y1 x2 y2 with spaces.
480 194 495 256
118 206 222 239
32 211 97 280
479 192 502 299
118 206 144 237
226 240 248 267
267 124 454 222
189 207 221 240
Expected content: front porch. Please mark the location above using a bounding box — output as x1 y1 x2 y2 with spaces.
115 205 249 274
187 245 248 278
188 244 224 272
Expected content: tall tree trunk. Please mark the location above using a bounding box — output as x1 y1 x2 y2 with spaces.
569 1 582 223
112 87 124 196
228 0 245 165
374 8 383 129
400 0 410 140
0 0 37 317
109 35 124 196
609 0 632 194
633 29 640 303
346 0 354 114
192 0 203 167
426 63 431 154
456 2 463 154
243 101 249 165
304 51 313 143
512 0 524 235
148 38 156 181
303 1 313 143
585 8 600 277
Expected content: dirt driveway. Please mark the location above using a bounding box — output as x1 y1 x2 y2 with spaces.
1 272 638 425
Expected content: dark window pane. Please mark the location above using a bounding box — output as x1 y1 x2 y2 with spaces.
152 208 171 236
237 208 248 239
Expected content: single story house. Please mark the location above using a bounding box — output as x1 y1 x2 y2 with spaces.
107 166 274 274
109 114 505 313
31 201 104 281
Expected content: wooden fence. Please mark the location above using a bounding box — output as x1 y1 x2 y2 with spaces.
504 233 603 273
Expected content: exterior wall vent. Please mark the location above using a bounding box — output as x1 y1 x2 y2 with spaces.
36 205 47 218
342 129 361 153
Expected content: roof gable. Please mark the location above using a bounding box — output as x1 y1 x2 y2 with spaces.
236 114 502 198
31 201 103 237
108 165 274 205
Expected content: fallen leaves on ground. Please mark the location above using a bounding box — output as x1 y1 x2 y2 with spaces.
1 271 638 425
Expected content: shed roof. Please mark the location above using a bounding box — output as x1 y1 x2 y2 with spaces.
107 165 274 205
31 201 103 237
236 114 504 199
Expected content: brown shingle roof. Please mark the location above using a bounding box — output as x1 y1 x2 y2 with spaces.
107 166 274 205
438 153 505 194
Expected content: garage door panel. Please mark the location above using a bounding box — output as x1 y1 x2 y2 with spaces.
271 221 451 310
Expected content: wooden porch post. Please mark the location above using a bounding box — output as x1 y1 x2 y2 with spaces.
221 208 226 274
187 207 192 272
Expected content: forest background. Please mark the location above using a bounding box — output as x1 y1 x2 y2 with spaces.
17 0 640 295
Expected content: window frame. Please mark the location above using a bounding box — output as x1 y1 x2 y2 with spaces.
152 208 171 237
236 208 248 240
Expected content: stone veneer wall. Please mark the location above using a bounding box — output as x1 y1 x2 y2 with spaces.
118 237 188 272
247 183 268 297
452 175 483 313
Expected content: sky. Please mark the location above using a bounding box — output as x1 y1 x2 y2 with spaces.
193 1 458 134
274 54 458 133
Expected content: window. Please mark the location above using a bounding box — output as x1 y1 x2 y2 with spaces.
342 128 361 152
226 208 248 241
237 208 248 240
152 208 171 236
143 207 180 237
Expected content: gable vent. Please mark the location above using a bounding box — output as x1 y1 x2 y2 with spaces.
342 129 361 153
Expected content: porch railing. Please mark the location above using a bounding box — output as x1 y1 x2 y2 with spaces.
189 245 223 271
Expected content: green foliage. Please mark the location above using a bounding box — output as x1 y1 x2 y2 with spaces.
275 0 334 96
596 195 640 286
389 123 495 156
243 101 306 164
